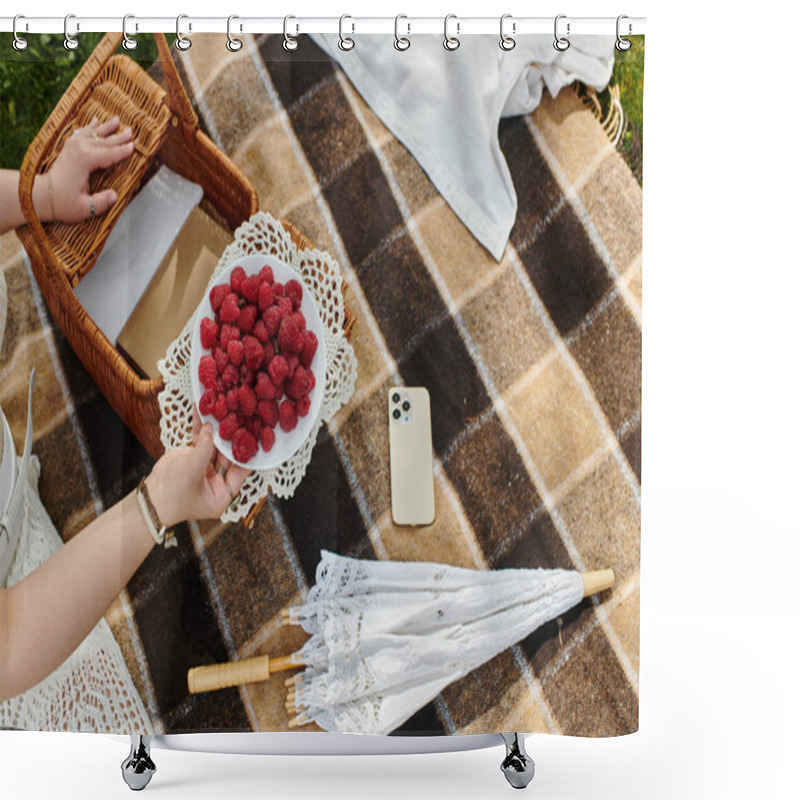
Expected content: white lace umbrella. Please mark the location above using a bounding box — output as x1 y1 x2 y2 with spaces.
187 551 614 735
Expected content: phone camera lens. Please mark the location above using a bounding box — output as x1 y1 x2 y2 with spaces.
402 400 411 411
392 392 401 404
392 408 401 420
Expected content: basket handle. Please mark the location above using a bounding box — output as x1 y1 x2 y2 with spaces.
154 32 199 129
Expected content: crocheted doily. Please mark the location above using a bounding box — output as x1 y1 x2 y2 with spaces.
157 213 357 523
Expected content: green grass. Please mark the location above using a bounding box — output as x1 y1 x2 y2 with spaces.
0 33 167 170
604 35 645 184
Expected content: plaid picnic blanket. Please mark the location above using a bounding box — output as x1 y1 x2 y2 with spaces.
0 34 642 736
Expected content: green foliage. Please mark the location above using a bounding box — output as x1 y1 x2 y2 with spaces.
602 36 645 185
0 33 168 169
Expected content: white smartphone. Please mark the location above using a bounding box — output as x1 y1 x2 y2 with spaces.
388 386 436 526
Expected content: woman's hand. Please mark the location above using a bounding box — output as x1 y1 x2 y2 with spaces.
144 408 251 528
45 116 134 223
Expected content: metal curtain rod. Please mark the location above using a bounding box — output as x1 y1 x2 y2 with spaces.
0 15 646 36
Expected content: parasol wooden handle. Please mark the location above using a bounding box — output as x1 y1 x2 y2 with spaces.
187 654 301 694
581 569 615 597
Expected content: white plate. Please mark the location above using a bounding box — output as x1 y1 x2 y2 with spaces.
190 254 327 470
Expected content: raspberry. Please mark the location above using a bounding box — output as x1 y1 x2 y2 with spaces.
219 412 239 441
213 394 229 422
278 297 293 318
255 371 278 399
210 283 231 313
219 293 240 323
269 355 289 385
238 383 257 416
259 265 274 285
226 388 240 410
200 317 219 350
260 427 276 452
273 282 284 297
240 364 256 387
198 355 217 389
286 353 300 379
262 306 282 337
227 339 245 366
198 388 216 416
287 365 313 399
243 335 264 370
221 364 239 389
253 319 269 344
247 416 262 441
258 399 279 428
241 275 261 304
258 281 274 312
232 427 258 463
219 323 240 351
285 279 303 310
278 317 304 354
296 394 311 417
308 368 316 390
290 311 306 333
263 340 275 364
230 266 246 294
213 346 229 373
279 399 298 432
238 304 258 334
300 330 318 368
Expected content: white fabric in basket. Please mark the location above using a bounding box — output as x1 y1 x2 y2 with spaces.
157 213 357 523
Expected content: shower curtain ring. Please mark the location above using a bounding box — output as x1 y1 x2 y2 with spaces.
283 15 299 51
443 14 460 51
499 14 516 51
175 14 192 51
227 15 243 52
616 15 632 51
122 15 138 51
12 15 28 51
63 14 79 51
339 15 355 51
553 14 570 51
394 15 410 50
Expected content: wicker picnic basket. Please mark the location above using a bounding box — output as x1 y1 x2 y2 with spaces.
15 32 260 459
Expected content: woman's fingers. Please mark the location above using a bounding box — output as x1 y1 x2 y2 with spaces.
87 189 119 217
194 422 217 463
215 452 233 474
225 464 251 496
192 404 201 441
99 127 133 148
94 116 121 136
90 140 135 170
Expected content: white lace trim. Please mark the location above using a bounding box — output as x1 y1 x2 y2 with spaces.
0 456 153 733
157 213 357 521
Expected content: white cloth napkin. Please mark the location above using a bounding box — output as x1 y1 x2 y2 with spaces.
311 34 616 260
74 165 203 343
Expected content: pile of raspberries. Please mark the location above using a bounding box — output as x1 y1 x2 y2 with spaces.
197 264 318 464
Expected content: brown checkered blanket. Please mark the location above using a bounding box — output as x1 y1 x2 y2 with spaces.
0 34 641 736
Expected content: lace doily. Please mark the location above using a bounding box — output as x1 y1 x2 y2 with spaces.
157 213 357 523
0 455 153 733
